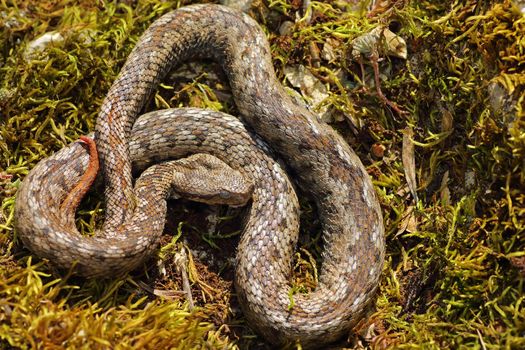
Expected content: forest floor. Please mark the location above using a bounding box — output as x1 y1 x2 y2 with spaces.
1 0 524 349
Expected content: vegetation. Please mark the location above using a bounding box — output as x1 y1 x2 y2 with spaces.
1 0 524 348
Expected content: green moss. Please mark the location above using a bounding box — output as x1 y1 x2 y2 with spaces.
1 0 524 348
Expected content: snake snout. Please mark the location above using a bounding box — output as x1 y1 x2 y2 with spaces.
167 153 253 207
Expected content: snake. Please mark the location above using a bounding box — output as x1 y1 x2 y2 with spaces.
14 4 385 347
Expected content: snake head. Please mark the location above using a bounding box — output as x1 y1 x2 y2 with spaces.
169 153 253 207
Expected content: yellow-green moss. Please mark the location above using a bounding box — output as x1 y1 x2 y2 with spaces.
1 0 524 349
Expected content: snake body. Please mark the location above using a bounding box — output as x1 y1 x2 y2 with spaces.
15 4 385 347
15 109 291 276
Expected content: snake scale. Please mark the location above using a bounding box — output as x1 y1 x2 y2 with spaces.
14 4 385 347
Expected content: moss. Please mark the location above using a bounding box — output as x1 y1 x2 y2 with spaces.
1 0 524 349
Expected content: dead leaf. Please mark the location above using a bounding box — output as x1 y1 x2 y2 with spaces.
321 37 340 63
382 27 407 59
440 170 450 205
279 21 294 36
402 127 418 202
396 205 417 237
284 65 330 120
351 26 407 60
24 31 64 59
137 281 185 299
220 0 252 12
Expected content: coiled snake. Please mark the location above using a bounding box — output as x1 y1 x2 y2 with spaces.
14 4 385 347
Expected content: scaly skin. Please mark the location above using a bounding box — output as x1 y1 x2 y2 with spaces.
15 4 385 347
15 109 259 277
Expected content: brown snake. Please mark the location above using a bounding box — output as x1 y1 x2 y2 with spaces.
14 4 385 347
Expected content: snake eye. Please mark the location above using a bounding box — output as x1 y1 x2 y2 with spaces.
219 191 232 199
